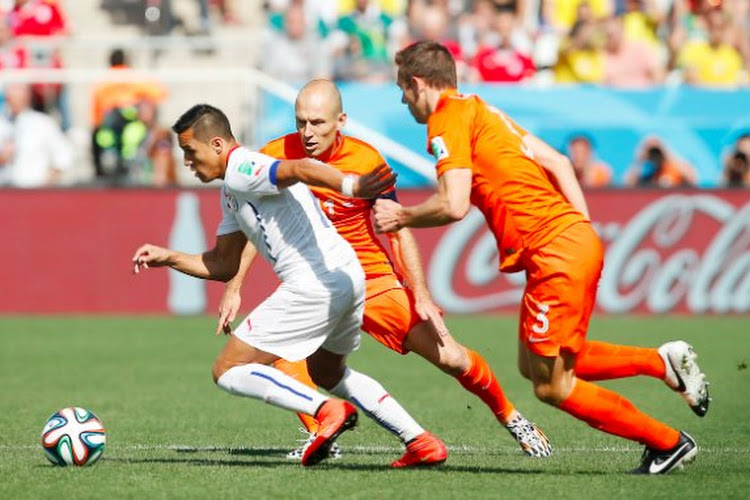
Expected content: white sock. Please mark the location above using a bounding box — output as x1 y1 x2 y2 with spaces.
329 368 424 443
216 364 327 416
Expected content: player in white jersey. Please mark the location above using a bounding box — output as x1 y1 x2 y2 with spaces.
132 104 447 467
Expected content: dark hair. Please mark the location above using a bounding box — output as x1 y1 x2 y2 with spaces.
172 104 234 141
637 145 666 184
646 145 665 165
395 41 457 90
727 151 748 185
109 48 127 67
494 1 517 13
733 151 748 166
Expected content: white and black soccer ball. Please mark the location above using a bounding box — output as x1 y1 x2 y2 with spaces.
41 407 106 466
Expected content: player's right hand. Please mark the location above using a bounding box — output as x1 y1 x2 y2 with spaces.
217 288 242 335
356 164 397 198
414 294 449 338
132 244 172 274
373 198 404 233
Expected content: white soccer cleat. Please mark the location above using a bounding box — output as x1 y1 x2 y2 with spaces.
659 341 711 417
286 428 342 461
505 413 553 457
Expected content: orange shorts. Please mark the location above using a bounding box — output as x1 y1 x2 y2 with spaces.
519 222 604 357
362 274 421 355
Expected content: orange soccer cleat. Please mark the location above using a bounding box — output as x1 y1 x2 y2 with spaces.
391 431 447 468
301 400 358 466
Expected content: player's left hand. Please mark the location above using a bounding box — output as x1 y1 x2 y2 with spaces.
132 244 173 274
355 164 397 198
217 287 242 335
373 198 403 233
414 294 448 338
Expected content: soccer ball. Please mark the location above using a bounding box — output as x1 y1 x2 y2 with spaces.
40 407 106 466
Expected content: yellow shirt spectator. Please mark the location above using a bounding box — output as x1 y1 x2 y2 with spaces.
678 41 745 87
555 48 605 83
338 0 405 17
546 0 613 31
622 11 660 47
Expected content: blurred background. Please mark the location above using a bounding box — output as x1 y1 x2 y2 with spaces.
1 0 748 316
0 0 749 188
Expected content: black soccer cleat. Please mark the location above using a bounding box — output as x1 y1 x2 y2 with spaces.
632 431 698 475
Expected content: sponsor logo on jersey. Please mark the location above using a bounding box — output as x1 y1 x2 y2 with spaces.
237 161 257 176
430 136 449 161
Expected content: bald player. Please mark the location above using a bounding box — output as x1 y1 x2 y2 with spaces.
219 79 552 463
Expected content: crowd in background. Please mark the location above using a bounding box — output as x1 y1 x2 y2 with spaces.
0 0 748 189
261 0 750 86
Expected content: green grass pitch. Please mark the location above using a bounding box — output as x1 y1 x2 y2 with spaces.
1 315 748 499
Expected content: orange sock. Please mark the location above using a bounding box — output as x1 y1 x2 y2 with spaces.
455 349 515 423
575 341 665 381
559 378 680 450
273 359 319 433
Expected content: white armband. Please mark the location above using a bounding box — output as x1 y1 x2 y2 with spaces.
341 174 357 197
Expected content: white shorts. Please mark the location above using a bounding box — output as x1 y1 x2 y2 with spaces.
232 262 365 361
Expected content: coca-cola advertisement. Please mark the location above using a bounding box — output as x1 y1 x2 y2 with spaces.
427 191 750 314
0 189 748 314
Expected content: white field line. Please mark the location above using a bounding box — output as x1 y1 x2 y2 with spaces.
3 444 749 454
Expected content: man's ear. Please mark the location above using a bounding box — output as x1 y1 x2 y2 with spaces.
412 76 426 93
211 137 224 154
337 112 348 131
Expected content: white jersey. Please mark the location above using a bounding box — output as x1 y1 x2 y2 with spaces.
217 146 358 284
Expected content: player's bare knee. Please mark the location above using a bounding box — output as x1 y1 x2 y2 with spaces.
437 345 470 375
532 382 566 406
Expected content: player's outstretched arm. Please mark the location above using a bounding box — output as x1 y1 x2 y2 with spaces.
217 241 258 335
374 168 472 233
523 133 590 219
132 231 248 282
274 159 396 198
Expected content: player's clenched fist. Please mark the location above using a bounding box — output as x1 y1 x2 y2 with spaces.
132 244 173 274
373 198 404 233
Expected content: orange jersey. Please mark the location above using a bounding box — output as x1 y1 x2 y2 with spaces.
261 134 397 278
427 89 585 271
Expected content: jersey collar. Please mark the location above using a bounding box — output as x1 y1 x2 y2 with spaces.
315 132 344 163
436 88 459 111
225 144 241 167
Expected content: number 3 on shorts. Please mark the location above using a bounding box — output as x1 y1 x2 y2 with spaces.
532 303 550 334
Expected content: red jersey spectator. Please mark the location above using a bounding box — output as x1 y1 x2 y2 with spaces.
7 0 69 125
473 3 536 82
8 0 67 37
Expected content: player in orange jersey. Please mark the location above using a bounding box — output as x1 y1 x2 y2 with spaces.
218 79 553 464
373 41 710 475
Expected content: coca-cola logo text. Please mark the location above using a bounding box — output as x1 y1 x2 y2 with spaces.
429 194 750 314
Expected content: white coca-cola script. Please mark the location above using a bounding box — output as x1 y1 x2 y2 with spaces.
429 195 750 314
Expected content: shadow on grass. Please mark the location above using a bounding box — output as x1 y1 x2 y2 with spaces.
106 455 611 475
106 457 294 468
176 446 291 457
